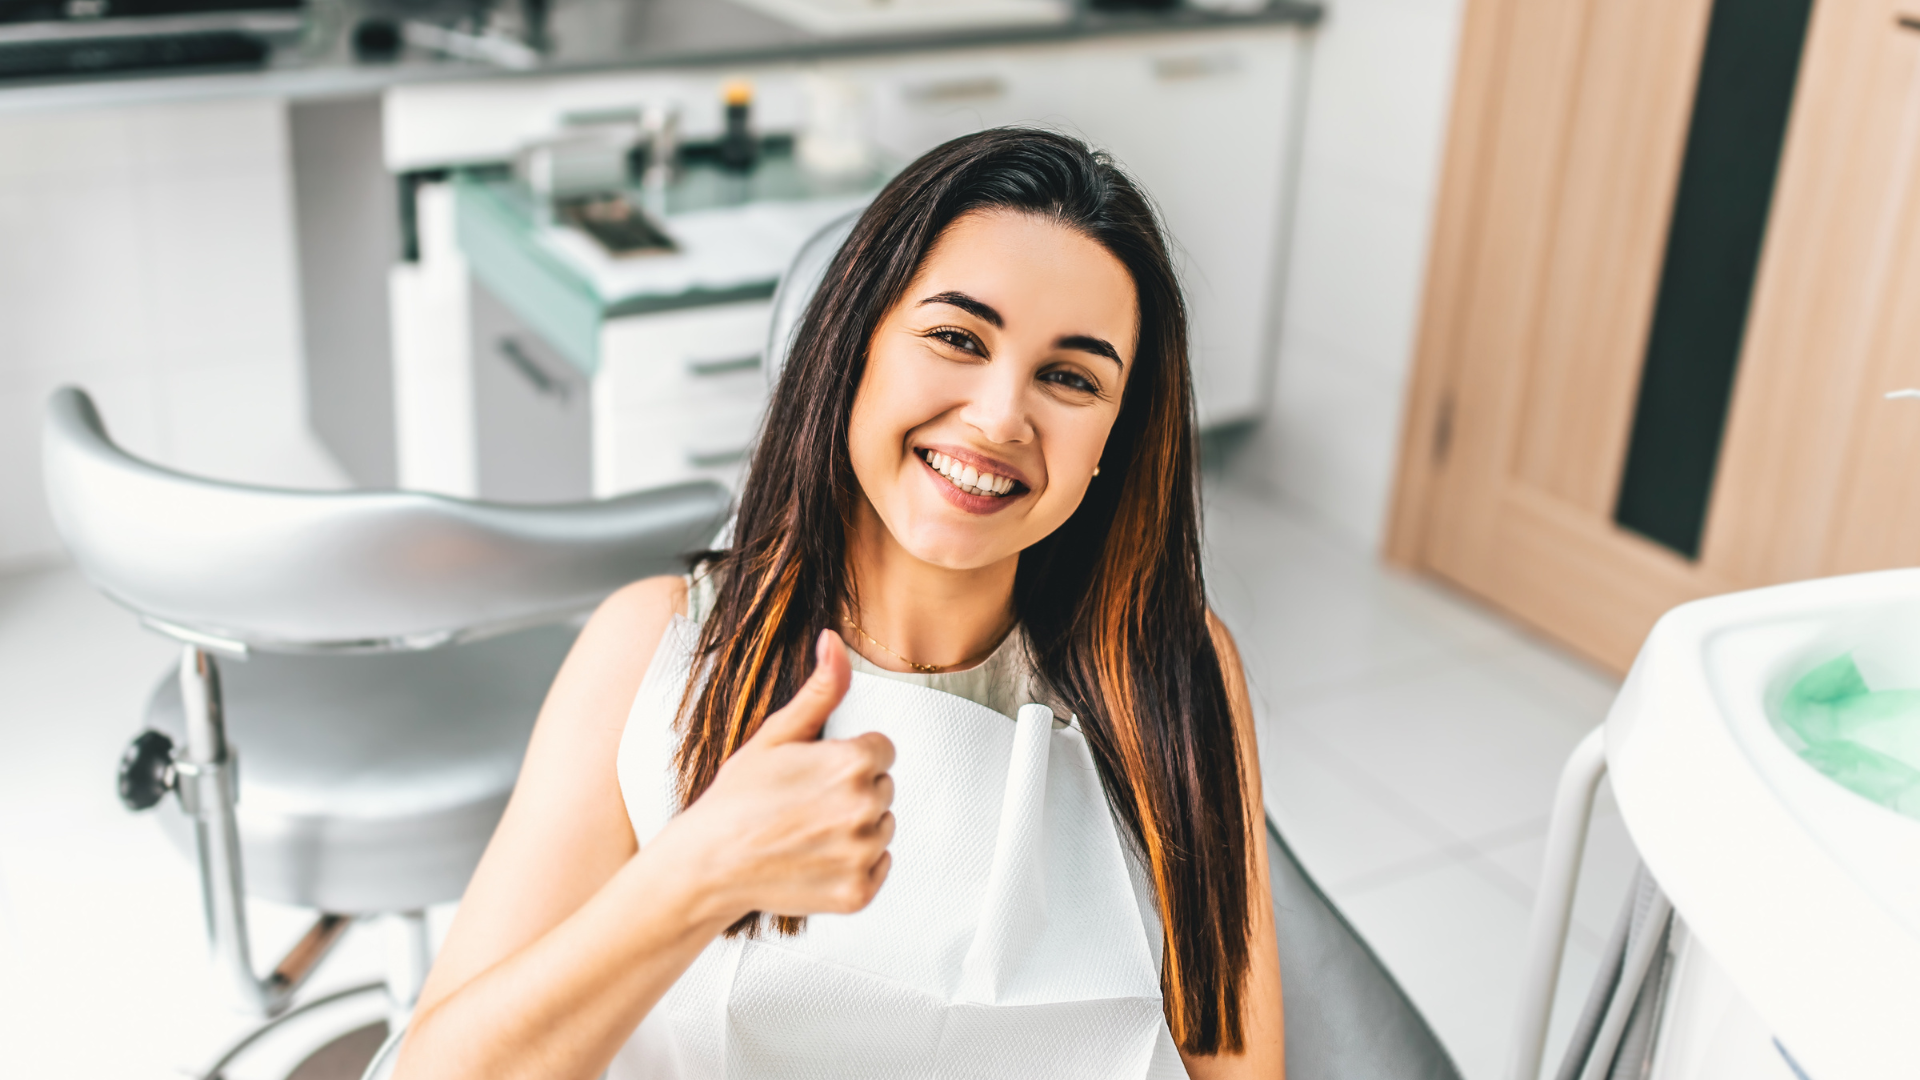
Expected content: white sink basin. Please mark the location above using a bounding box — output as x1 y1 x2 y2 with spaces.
1609 569 1920 1079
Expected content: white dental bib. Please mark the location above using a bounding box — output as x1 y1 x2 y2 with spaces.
611 616 1187 1079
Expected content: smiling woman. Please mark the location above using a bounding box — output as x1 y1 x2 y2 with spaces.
394 129 1282 1080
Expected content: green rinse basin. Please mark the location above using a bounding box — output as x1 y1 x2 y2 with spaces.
1777 654 1920 819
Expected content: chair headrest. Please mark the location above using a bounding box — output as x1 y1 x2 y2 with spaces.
765 207 863 388
41 387 729 653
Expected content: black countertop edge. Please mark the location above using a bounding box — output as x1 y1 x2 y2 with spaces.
0 1 1321 113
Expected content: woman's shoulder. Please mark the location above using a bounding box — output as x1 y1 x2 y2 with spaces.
596 574 691 632
591 572 698 645
558 576 692 713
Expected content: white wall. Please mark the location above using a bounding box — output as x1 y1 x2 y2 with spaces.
1233 0 1468 550
0 98 345 575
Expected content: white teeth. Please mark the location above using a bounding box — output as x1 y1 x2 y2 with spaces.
921 450 1015 498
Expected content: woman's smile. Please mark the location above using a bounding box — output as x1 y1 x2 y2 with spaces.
914 445 1030 512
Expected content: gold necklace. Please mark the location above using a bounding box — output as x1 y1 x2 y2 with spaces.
841 611 1004 674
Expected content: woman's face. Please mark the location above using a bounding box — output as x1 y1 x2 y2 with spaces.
848 209 1137 572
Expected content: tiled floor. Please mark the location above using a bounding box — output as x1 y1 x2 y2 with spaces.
0 478 1637 1080
1205 482 1637 1080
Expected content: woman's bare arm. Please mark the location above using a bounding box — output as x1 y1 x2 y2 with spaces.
396 580 896 1080
1181 614 1285 1080
398 576 697 1077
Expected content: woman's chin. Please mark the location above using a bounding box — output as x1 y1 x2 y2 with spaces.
888 506 1023 572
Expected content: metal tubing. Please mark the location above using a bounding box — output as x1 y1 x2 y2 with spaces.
179 645 281 1015
1575 893 1674 1080
177 645 358 1024
385 910 432 1022
195 980 388 1080
1507 725 1610 1080
269 913 353 997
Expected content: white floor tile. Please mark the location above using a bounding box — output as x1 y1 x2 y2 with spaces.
1203 484 1519 702
1335 859 1542 1080
1479 799 1640 950
1260 721 1446 890
1266 654 1600 845
1475 635 1621 733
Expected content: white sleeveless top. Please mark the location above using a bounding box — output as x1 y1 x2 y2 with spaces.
607 590 1188 1079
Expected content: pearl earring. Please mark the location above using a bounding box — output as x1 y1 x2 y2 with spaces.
1092 466 1101 477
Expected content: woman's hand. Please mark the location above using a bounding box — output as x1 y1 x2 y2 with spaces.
650 629 897 924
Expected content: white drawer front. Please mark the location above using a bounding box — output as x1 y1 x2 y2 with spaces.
598 301 775 413
594 396 767 498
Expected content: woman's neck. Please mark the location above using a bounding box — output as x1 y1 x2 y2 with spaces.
844 500 1017 674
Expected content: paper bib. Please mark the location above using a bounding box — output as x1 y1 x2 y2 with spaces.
610 617 1188 1079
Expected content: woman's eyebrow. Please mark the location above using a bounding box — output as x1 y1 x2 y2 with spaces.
918 291 1002 327
919 291 1122 367
1056 334 1123 367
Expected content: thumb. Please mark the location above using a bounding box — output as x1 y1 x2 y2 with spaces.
751 629 852 746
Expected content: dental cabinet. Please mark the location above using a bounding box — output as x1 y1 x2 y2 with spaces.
386 24 1309 501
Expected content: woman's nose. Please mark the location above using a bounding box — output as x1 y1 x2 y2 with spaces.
959 366 1034 445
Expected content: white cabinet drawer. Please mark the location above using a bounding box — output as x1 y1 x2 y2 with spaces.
597 301 775 412
594 396 767 498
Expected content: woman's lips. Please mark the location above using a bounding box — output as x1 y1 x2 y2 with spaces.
917 450 1027 515
918 448 1022 496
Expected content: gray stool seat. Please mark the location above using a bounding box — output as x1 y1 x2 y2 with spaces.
142 626 576 915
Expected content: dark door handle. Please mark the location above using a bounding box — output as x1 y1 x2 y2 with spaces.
497 336 570 404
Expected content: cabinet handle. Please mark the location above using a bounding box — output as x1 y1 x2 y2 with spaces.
497 337 570 403
684 445 750 468
1153 53 1239 82
685 353 761 378
903 75 1007 104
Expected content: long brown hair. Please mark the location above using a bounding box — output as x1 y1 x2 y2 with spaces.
673 128 1252 1055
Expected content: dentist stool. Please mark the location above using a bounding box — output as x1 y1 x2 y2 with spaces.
42 387 729 1078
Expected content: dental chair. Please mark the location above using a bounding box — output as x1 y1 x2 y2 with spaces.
41 387 730 1078
358 210 1465 1080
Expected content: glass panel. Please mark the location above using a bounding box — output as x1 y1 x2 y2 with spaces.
1613 0 1816 558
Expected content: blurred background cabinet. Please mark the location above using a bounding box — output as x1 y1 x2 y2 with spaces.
472 280 593 503
384 24 1310 507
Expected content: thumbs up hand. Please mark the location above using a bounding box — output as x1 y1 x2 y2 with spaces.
654 630 897 924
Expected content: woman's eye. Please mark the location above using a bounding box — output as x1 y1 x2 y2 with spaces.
927 327 982 355
1040 369 1099 394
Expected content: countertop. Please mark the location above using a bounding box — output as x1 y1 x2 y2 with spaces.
0 0 1319 113
453 144 888 374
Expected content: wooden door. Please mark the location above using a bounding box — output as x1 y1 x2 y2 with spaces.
1388 0 1920 672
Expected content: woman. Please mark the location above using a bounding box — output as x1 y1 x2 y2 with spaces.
398 128 1283 1079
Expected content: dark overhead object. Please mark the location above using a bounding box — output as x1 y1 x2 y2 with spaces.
351 16 398 61
0 0 297 23
0 29 266 79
